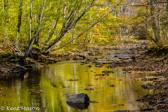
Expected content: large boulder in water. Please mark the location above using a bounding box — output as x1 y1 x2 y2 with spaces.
67 93 90 103
67 93 90 109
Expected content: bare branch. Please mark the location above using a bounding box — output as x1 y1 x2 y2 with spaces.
53 0 123 51
24 0 46 58
44 0 95 53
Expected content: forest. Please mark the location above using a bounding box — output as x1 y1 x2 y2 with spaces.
0 0 168 111
0 0 167 57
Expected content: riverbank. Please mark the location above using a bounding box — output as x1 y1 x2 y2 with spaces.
62 40 168 111
93 41 168 111
0 40 168 111
0 49 57 79
0 39 140 79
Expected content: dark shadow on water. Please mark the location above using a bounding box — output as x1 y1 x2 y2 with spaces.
67 103 89 109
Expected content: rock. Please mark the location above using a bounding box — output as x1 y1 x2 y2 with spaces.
24 64 38 69
102 70 114 74
131 56 136 62
78 55 86 59
73 55 86 60
11 65 26 73
9 59 19 62
107 64 115 68
95 63 103 67
96 64 103 67
118 55 130 59
141 83 153 89
67 93 90 104
87 65 92 67
162 58 168 64
164 86 168 89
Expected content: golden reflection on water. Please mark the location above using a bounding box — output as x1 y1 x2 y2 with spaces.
0 61 151 112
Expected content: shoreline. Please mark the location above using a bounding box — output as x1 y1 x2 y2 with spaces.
0 40 168 111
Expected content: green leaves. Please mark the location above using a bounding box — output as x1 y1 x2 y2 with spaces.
0 0 125 53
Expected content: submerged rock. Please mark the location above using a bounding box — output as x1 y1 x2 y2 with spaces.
67 93 90 104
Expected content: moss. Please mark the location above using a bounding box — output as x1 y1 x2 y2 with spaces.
32 44 42 51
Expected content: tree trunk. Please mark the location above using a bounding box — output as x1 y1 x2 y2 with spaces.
44 0 95 53
72 26 76 44
166 0 168 39
4 0 9 46
45 17 59 45
16 0 23 49
34 13 41 45
29 0 33 40
24 0 46 58
150 0 161 48
51 0 123 51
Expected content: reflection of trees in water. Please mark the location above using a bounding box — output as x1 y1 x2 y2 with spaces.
41 62 148 111
0 69 43 111
0 62 150 112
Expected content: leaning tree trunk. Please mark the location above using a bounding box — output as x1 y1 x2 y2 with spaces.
44 0 95 53
51 0 123 51
24 0 46 58
45 15 60 46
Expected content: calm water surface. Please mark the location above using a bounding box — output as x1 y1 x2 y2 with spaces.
0 60 152 112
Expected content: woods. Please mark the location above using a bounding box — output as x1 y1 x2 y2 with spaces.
0 0 167 58
0 0 168 111
130 0 168 48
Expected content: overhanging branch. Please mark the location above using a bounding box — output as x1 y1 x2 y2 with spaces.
53 0 123 51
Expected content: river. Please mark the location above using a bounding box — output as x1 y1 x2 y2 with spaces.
0 58 153 112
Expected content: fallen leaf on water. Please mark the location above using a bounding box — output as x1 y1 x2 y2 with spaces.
31 90 43 95
68 79 79 81
85 88 94 90
110 85 115 87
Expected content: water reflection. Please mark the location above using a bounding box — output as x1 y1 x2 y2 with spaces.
67 103 89 109
0 61 151 112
